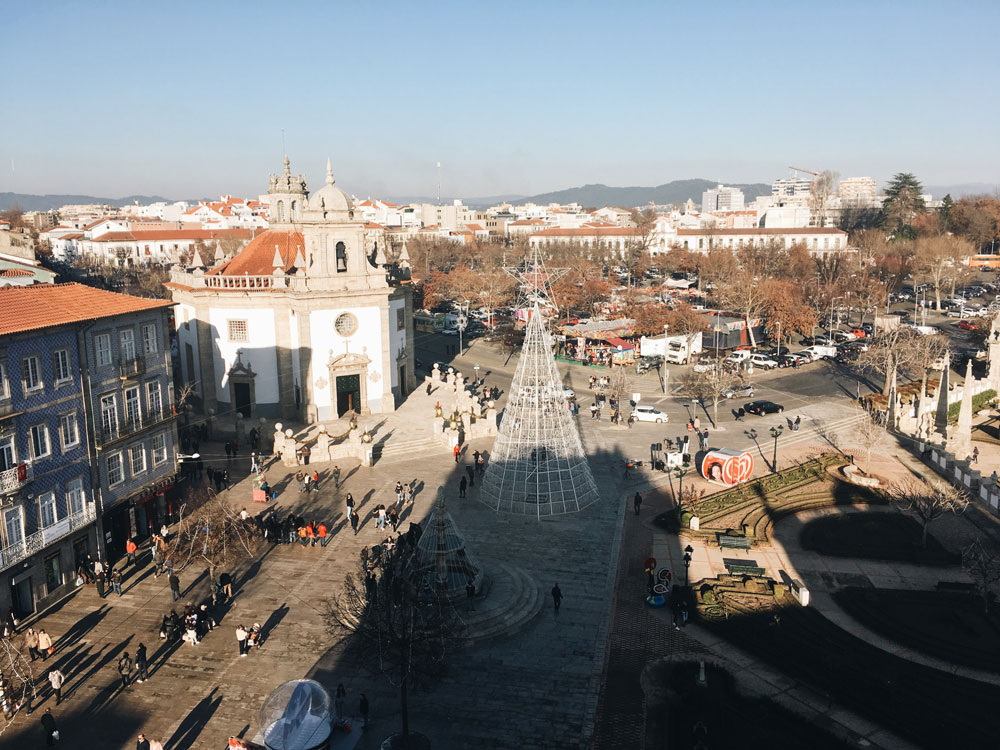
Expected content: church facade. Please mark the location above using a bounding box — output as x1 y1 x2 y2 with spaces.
167 158 416 423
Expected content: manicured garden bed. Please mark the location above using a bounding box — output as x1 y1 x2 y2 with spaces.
698 595 1000 749
799 511 959 564
835 587 1000 672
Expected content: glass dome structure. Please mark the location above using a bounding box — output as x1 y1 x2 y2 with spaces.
258 679 332 750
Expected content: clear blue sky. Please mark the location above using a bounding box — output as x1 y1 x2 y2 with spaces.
3 0 999 200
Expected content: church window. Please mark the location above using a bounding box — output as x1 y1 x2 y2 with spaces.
277 201 286 222
291 200 298 217
227 319 249 342
397 308 405 331
334 313 358 337
336 242 347 272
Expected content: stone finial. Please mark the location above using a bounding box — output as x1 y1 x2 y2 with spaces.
294 246 307 269
326 158 335 185
935 354 951 436
272 245 283 270
398 241 411 268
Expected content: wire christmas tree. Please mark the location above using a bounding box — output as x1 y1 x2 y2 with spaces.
478 250 600 517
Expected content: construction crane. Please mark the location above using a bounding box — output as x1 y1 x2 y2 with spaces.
788 165 819 177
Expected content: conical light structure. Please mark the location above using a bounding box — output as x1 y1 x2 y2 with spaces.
409 489 485 601
479 303 600 517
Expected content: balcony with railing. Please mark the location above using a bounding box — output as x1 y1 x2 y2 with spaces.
0 502 97 572
95 407 173 447
119 356 147 379
0 462 33 494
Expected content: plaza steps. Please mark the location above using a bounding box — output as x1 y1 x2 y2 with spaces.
456 562 543 646
373 435 443 460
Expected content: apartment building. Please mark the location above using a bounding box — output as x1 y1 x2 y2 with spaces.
0 284 179 618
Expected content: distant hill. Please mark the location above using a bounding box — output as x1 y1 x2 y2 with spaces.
516 179 772 209
0 192 177 211
925 183 999 199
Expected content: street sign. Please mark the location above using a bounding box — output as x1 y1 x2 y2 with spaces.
456 315 468 330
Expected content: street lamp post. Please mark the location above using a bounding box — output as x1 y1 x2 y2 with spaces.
769 425 784 472
473 363 481 388
828 296 843 339
683 544 694 587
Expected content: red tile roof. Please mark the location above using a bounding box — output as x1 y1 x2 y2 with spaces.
0 283 173 336
90 229 254 243
206 229 304 277
533 227 640 237
464 224 485 232
0 269 33 277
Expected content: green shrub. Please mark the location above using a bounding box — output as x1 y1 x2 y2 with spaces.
948 389 997 423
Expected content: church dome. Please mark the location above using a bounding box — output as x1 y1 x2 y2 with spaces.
308 159 354 215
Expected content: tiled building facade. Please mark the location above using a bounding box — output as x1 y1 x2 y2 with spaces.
0 284 179 620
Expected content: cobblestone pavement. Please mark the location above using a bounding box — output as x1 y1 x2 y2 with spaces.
3 384 628 750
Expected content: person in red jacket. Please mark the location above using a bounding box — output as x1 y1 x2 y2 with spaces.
126 538 138 566
317 522 328 548
306 522 316 547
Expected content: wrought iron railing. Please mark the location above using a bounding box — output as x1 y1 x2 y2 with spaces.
0 503 96 572
95 409 174 446
119 356 147 379
0 463 32 494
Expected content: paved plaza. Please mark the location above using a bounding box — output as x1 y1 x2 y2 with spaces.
5 335 998 749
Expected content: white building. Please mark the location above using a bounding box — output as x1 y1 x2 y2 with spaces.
528 225 641 254
167 157 415 422
772 177 813 198
701 185 745 213
670 227 850 257
838 177 878 201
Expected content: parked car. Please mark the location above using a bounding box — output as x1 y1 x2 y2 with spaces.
748 353 779 370
760 346 790 357
794 350 817 363
635 355 663 374
743 400 785 415
693 357 716 373
631 405 669 423
812 335 837 346
441 326 459 336
958 319 980 330
803 345 838 359
777 354 803 368
724 350 752 365
946 309 966 318
722 384 755 400
861 322 874 335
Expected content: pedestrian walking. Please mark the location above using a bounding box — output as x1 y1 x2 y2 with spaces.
296 471 305 492
250 452 259 473
117 652 132 689
302 445 311 465
633 492 642 515
38 629 53 660
395 482 405 504
351 511 360 536
135 643 148 683
972 446 979 464
225 442 233 463
333 465 341 489
318 522 328 547
111 569 123 597
459 476 467 498
169 572 181 602
477 454 485 474
303 473 312 493
222 469 230 490
96 570 106 599
137 733 150 750
220 572 233 599
360 693 369 727
624 461 631 479
26 627 40 661
702 429 710 449
377 505 387 530
335 683 346 720
48 669 64 705
453 444 460 463
551 583 563 611
388 506 399 532
345 492 355 520
312 470 319 491
236 624 249 656
794 415 801 432
125 538 138 566
41 709 59 748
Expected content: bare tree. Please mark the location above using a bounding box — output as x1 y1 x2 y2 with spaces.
856 327 921 395
164 490 258 584
889 477 969 548
0 630 36 731
677 366 740 428
962 538 1000 613
809 170 839 227
854 407 886 473
322 541 457 747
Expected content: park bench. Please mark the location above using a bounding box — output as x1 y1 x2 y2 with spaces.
935 581 977 593
724 557 766 576
718 534 752 550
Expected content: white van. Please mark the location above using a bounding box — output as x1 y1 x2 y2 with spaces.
803 345 837 360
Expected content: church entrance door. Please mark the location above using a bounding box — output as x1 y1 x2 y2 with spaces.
336 374 361 417
233 382 252 418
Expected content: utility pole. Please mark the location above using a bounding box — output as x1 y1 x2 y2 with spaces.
436 161 441 204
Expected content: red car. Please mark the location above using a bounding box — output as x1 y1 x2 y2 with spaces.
958 319 979 330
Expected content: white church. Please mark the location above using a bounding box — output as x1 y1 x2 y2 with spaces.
167 157 416 423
